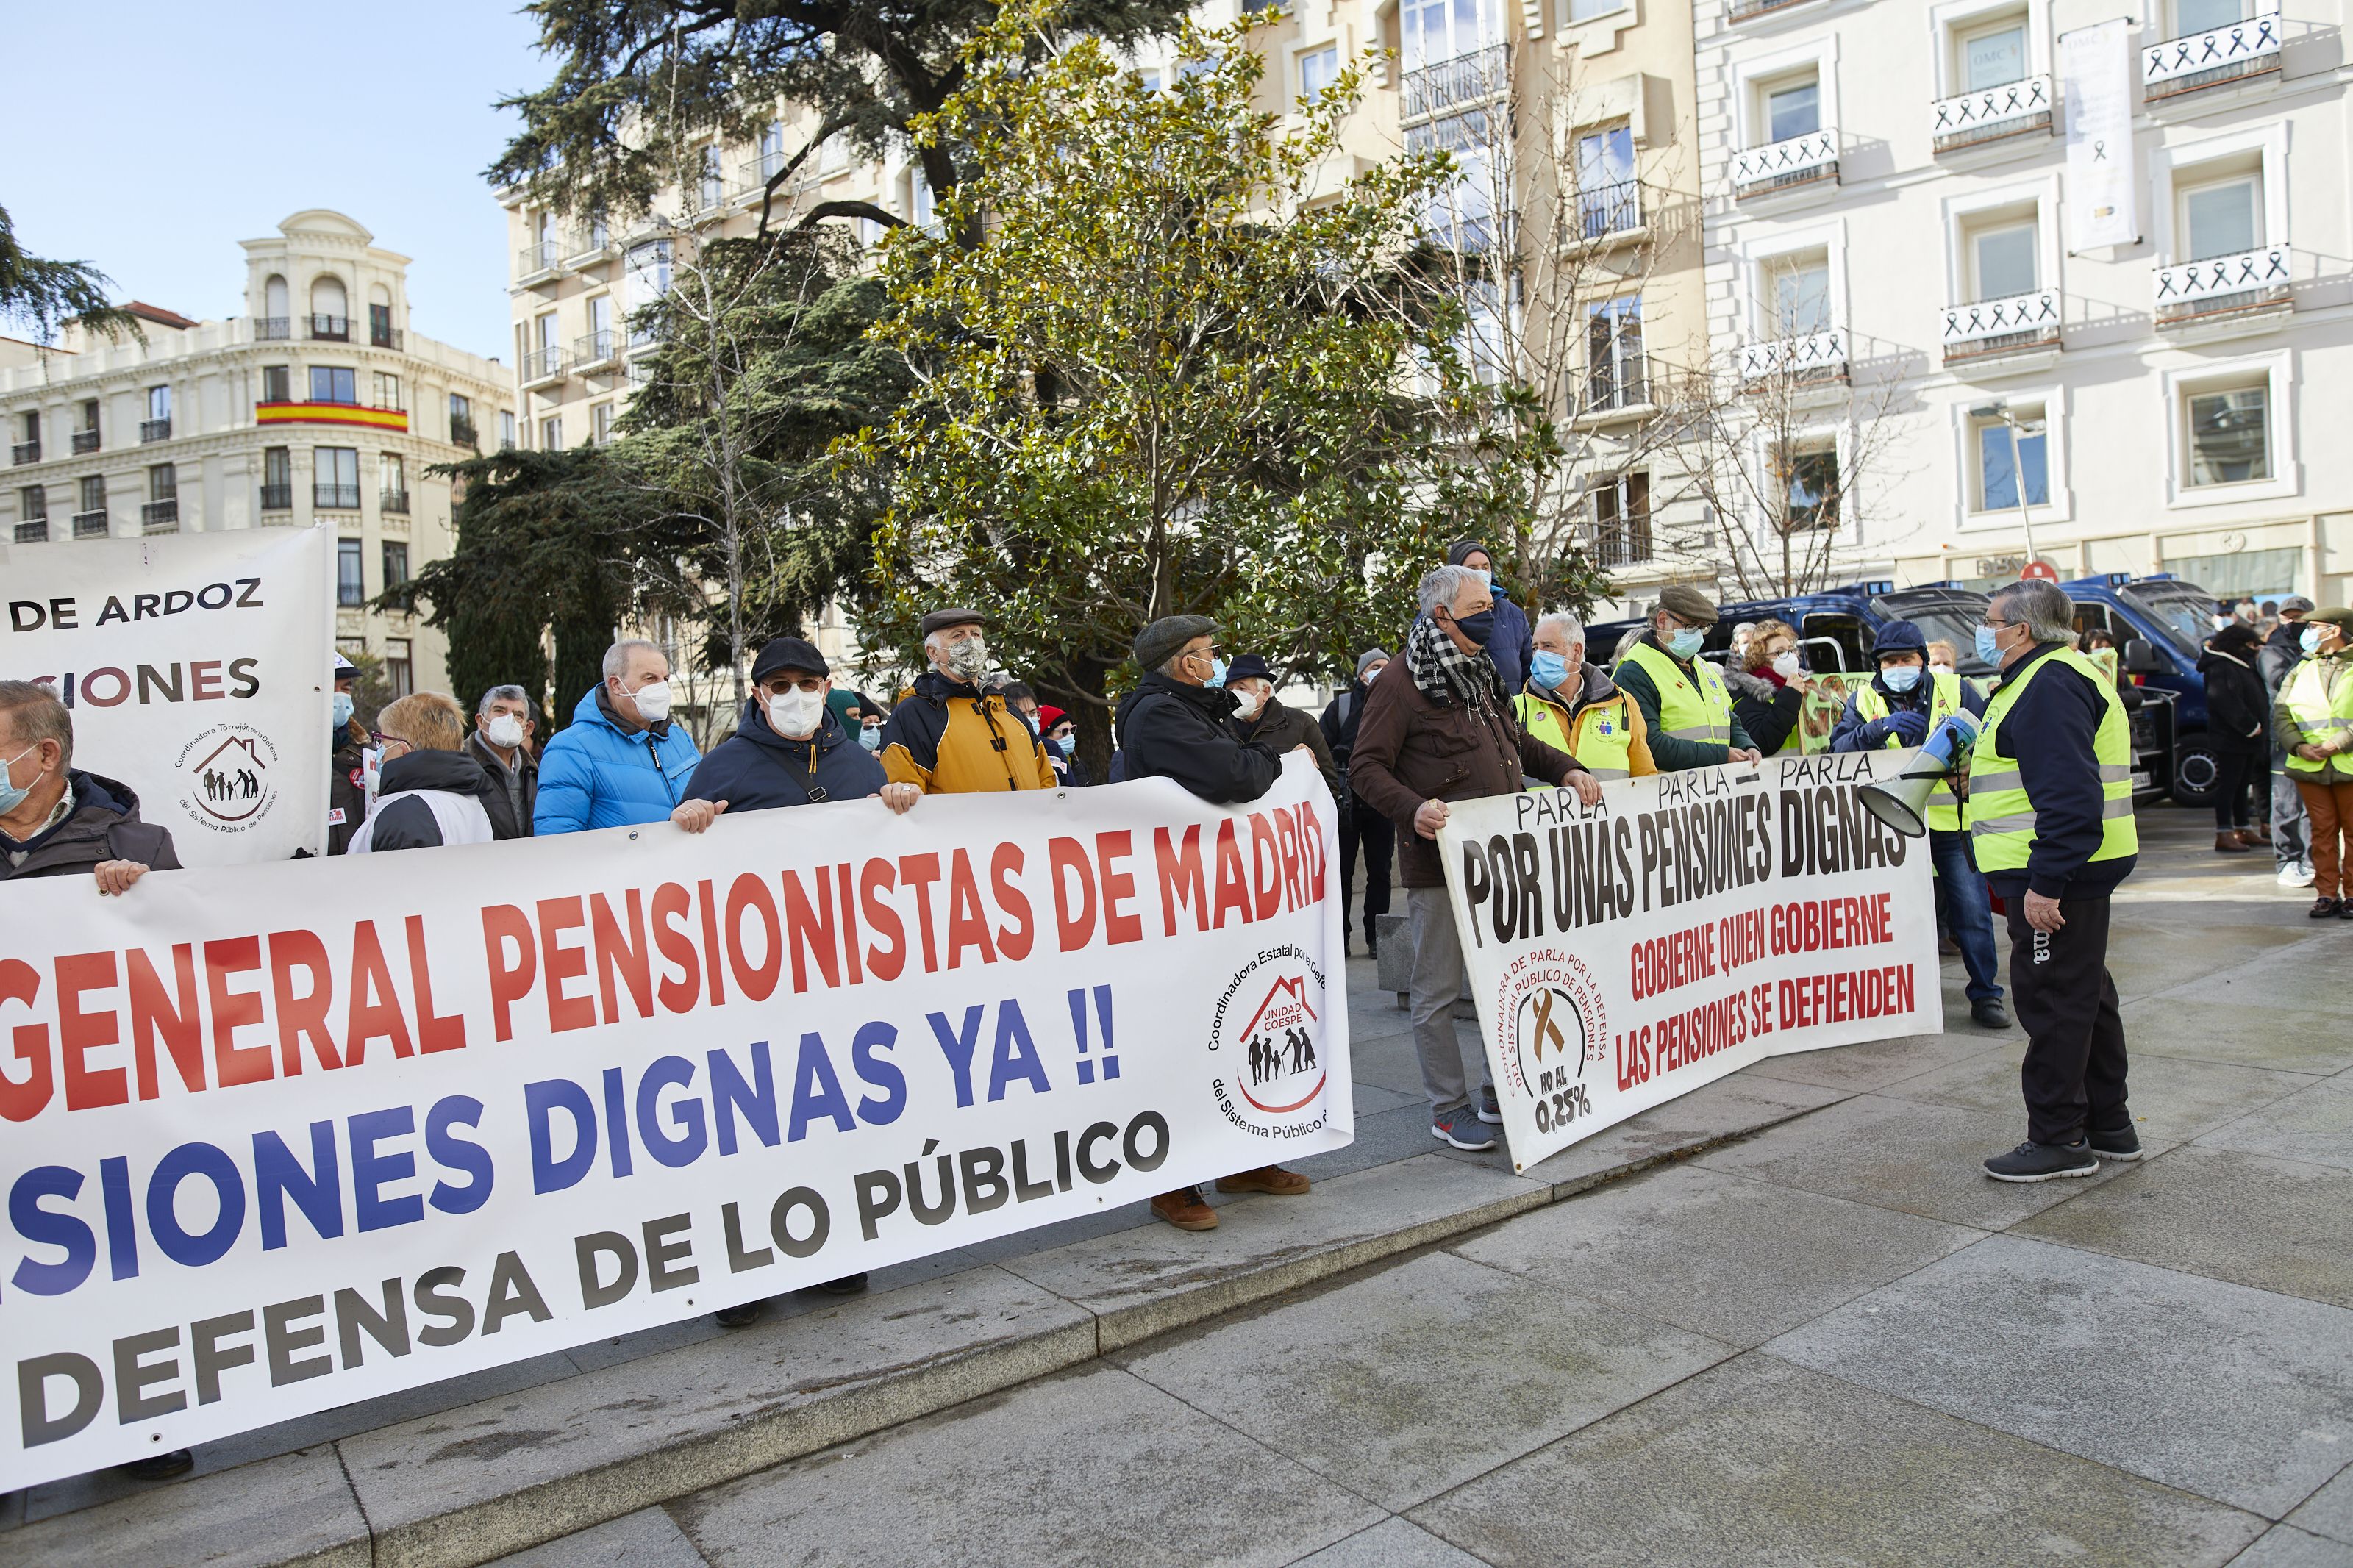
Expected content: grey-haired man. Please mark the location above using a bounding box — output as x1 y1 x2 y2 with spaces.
468 684 539 840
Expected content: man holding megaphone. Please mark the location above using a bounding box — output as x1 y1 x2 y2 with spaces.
1830 620 2006 1031
1965 580 2141 1185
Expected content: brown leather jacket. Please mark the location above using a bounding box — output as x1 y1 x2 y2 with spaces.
1346 651 1579 887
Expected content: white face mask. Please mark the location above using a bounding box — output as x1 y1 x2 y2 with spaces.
1235 687 1267 720
628 678 673 723
485 713 525 750
1929 662 1955 677
766 687 826 738
1771 651 1801 679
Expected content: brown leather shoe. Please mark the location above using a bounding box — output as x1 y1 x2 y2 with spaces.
1151 1186 1218 1231
1215 1165 1312 1196
2238 828 2268 848
2214 832 2250 854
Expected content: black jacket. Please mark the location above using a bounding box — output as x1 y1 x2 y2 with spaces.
685 701 886 810
2197 648 2270 756
327 720 370 855
1726 667 1805 756
2260 620 2304 697
1980 643 2138 901
1319 680 1371 770
354 751 501 852
466 730 539 840
1 771 182 881
1115 673 1283 806
1243 694 1341 797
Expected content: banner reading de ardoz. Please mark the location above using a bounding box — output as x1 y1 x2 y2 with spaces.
0 756 1347 1488
1439 751 1940 1175
2 526 334 865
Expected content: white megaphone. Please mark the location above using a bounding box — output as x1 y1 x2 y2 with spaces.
1857 711 1982 839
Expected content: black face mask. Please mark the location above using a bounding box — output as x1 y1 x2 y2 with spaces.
1452 609 1498 648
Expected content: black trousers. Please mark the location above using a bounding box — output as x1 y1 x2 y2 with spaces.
1337 798 1395 942
2004 890 2129 1146
2213 751 2267 829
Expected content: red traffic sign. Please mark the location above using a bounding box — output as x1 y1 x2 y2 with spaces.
2020 559 2059 581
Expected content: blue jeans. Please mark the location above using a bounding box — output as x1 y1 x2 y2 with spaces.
1930 828 2003 1004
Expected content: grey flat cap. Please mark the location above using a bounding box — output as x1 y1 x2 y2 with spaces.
1135 614 1217 673
919 607 988 637
2280 595 2315 615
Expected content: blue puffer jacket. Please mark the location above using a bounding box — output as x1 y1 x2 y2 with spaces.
1487 587 1534 698
533 685 703 834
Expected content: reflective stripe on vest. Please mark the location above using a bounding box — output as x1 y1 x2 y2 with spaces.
1618 641 1732 748
1856 671 1965 831
1965 645 2139 873
2282 656 2353 776
1514 690 1635 780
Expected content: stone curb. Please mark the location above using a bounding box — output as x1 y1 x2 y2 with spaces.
4 1075 1849 1568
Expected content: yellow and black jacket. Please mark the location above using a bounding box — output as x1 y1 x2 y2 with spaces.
882 671 1059 793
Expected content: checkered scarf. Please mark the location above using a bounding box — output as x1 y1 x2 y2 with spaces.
1404 612 1502 711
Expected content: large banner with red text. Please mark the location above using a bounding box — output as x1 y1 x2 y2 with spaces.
1438 751 1940 1175
2 526 335 865
0 756 1347 1487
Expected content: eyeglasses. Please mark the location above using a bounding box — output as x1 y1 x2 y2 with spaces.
371 731 413 754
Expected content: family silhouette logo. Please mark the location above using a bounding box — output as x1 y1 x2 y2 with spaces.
1207 947 1332 1134
171 723 284 836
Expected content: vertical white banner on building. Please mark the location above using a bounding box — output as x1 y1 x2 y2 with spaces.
0 526 333 864
2060 18 2140 252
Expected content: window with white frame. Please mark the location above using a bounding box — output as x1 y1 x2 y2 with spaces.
380 451 405 498
2182 379 2271 487
1961 210 2039 300
1970 405 2049 511
1409 112 1500 250
1298 44 1339 104
1574 124 1638 239
1779 441 1842 532
373 371 403 411
2174 0 2250 35
1402 0 1501 69
699 145 725 210
1585 296 1644 410
593 403 615 445
1955 10 2029 91
2179 165 2262 261
909 167 938 232
540 415 564 451
1590 472 1652 564
1763 74 1821 143
1568 0 1627 18
1761 251 1832 337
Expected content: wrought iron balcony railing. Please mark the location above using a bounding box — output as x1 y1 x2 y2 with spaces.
518 240 561 278
309 314 349 340
2155 243 2293 326
13 520 46 544
1729 0 1815 19
1591 518 1654 568
313 483 362 512
71 429 100 454
520 345 570 384
260 483 293 511
1939 287 2063 361
371 323 403 349
1580 357 1652 418
1400 43 1510 124
574 329 618 366
71 509 109 539
1571 179 1643 243
1732 129 1839 198
450 415 479 448
381 488 410 515
10 440 37 465
140 418 171 443
1739 329 1849 382
2144 6 2281 99
141 500 178 531
1930 74 2054 154
255 316 290 340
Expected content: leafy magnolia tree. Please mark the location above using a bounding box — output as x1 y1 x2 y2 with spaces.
377 448 674 731
618 228 910 713
857 10 1512 759
0 204 140 343
490 0 1195 236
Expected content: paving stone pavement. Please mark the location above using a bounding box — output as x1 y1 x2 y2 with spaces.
13 808 2348 1567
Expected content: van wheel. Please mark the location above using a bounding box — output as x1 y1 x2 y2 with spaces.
2172 740 2220 808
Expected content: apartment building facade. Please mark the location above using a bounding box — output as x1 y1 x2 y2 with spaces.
0 210 516 695
1693 0 2353 607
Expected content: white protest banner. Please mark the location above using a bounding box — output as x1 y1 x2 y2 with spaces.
0 756 1346 1487
1 527 335 864
1438 753 1940 1174
2061 18 2140 253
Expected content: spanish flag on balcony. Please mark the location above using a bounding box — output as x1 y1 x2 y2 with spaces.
256 401 410 433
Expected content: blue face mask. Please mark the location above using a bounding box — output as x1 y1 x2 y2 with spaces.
1665 628 1705 661
0 744 36 817
1204 656 1227 689
332 692 354 731
1054 734 1076 757
1974 625 2006 667
858 726 882 752
1529 650 1570 690
2303 626 2327 655
1882 665 1923 693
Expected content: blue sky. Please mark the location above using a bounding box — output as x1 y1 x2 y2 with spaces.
7 0 547 362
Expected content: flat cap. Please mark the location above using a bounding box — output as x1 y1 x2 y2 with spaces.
919 607 988 637
751 636 829 681
1654 583 1720 627
1134 614 1216 673
2308 606 2353 631
2280 595 2316 615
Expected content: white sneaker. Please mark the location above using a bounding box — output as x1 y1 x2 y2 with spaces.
2279 864 2316 888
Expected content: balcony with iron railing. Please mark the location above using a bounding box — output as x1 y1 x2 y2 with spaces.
71 429 101 454
2144 5 2281 100
140 417 171 443
1739 328 1849 383
314 483 361 512
1938 287 2063 365
310 314 349 340
1591 515 1654 568
1568 179 1644 246
71 509 109 539
563 226 616 265
260 482 293 512
735 150 794 200
371 323 404 350
381 488 410 515
518 239 562 280
1577 356 1654 423
1729 0 1818 20
450 415 479 449
11 440 37 465
1930 74 2054 156
1400 43 1510 124
1732 128 1839 200
141 500 178 533
2155 243 2293 329
13 520 46 544
520 344 571 385
255 316 290 340
574 329 619 369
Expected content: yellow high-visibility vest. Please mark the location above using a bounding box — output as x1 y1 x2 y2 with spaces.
1966 646 2138 873
1854 670 1965 832
2281 655 2353 777
1618 640 1731 753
